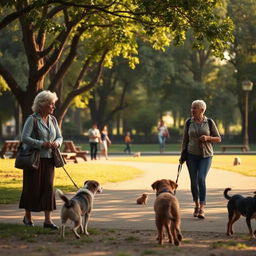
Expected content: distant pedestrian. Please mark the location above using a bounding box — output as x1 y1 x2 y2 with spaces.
123 132 132 154
179 100 221 219
88 123 101 160
157 120 169 153
100 125 111 160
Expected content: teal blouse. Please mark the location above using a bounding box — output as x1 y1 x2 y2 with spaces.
21 113 63 158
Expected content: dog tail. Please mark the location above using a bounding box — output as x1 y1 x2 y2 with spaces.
224 188 232 200
56 189 72 207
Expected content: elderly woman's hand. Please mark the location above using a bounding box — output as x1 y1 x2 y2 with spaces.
199 135 211 142
43 141 58 149
50 141 59 149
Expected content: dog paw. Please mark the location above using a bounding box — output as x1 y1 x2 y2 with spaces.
73 230 81 239
177 233 183 241
174 240 180 246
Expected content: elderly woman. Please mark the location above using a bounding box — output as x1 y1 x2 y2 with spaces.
179 100 221 219
19 90 63 229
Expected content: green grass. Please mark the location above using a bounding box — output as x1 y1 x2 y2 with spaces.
77 143 256 153
211 241 248 249
110 155 256 177
0 223 55 241
1 152 255 205
0 159 143 204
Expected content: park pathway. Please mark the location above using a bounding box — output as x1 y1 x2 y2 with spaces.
0 159 255 234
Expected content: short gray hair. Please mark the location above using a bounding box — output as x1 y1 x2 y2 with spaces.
192 100 207 113
32 90 58 113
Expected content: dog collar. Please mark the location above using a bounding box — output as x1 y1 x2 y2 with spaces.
156 189 175 196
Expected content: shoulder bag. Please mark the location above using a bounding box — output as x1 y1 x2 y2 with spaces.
15 116 40 170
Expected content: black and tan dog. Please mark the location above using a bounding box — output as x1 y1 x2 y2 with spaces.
224 188 256 238
56 180 102 239
151 179 183 246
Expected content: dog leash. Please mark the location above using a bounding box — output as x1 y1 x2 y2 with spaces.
62 166 79 190
174 164 182 195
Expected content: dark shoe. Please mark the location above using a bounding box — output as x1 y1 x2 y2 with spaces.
43 222 59 230
193 207 199 217
23 216 34 227
198 209 205 219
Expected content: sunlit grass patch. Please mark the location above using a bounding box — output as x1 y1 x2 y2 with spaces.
211 155 256 177
111 155 256 177
0 159 143 204
211 240 248 249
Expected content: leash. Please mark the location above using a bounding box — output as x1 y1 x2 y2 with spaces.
174 164 182 195
62 166 79 190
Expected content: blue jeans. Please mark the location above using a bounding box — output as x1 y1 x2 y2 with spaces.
158 135 166 152
186 153 212 205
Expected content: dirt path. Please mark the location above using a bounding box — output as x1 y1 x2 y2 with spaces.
0 160 256 256
1 160 255 233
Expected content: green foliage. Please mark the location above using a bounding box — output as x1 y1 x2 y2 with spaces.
130 106 158 136
0 0 234 126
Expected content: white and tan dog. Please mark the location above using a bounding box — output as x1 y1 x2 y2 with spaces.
56 180 102 239
133 152 141 157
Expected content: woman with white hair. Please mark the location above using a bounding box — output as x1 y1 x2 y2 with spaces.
179 100 221 219
19 90 63 229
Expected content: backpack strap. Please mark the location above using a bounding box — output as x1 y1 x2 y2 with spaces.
186 117 213 136
207 118 213 136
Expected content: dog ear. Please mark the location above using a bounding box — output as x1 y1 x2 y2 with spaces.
169 180 178 189
151 180 159 190
92 181 99 188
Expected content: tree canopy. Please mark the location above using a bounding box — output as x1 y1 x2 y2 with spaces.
0 0 234 127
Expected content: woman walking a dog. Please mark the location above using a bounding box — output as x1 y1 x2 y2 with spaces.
19 90 63 229
179 100 221 219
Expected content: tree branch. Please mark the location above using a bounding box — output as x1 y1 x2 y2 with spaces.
47 30 84 92
0 63 21 96
57 50 108 121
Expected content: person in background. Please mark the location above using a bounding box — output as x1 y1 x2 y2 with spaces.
88 123 101 160
123 131 132 154
179 99 221 219
157 120 169 153
19 90 63 229
100 125 111 160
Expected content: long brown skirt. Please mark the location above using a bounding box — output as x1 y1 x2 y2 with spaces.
19 158 56 212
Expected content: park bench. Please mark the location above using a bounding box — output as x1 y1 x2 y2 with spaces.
220 144 248 152
60 152 78 164
0 140 20 159
62 140 88 162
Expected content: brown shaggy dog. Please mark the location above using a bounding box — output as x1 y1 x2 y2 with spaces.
151 179 183 246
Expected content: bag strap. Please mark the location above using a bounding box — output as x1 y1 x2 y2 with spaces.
32 115 40 140
186 117 213 136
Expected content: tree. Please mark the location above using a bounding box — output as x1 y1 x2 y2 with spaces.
0 0 233 128
226 0 256 142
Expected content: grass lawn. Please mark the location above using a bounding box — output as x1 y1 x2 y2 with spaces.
110 155 256 177
0 159 143 204
0 154 255 205
77 143 256 153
